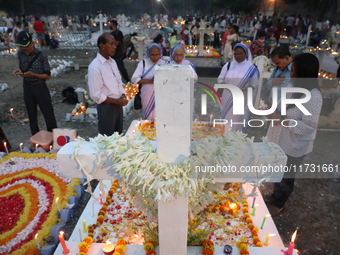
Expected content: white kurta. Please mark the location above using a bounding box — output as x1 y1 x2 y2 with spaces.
267 88 322 157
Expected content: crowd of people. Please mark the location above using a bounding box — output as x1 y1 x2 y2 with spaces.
2 10 332 215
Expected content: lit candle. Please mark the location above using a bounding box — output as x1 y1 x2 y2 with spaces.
35 233 41 250
251 204 258 216
50 145 52 152
20 143 23 153
251 196 256 208
4 142 9 154
281 229 298 255
260 214 270 229
264 233 275 246
99 192 103 205
82 219 87 233
102 240 115 255
35 144 39 152
10 108 14 117
55 197 61 212
58 231 70 254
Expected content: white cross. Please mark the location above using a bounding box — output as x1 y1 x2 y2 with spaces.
94 13 107 34
57 65 286 254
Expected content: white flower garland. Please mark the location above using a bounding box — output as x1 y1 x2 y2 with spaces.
72 130 273 217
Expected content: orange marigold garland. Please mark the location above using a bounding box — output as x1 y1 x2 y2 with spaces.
202 239 215 255
113 238 127 255
242 193 263 248
144 240 157 255
77 180 119 254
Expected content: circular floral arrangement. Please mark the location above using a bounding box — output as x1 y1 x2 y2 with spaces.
0 153 75 255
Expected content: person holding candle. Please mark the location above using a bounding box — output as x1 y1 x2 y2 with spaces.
265 53 323 216
13 31 57 136
217 43 259 133
167 45 198 82
131 43 166 120
88 33 128 136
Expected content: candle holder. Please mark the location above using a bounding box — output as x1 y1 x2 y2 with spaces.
102 240 115 255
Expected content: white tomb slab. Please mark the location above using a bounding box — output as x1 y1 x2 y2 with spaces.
54 181 298 255
56 64 291 255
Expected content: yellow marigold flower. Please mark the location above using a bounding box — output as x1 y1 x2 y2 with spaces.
144 242 154 251
239 243 248 251
78 242 88 249
116 244 126 252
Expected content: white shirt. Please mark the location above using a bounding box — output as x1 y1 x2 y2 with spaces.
214 22 220 33
88 53 125 104
220 19 226 33
267 89 323 157
4 17 14 29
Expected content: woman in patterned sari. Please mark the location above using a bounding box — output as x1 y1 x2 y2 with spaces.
131 43 167 120
218 43 259 132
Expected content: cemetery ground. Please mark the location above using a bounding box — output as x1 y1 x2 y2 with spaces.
0 48 339 255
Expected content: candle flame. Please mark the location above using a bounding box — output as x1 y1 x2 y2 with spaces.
291 229 298 242
4 142 6 146
35 233 38 238
59 231 64 236
266 214 271 217
10 108 13 112
106 240 112 245
229 203 236 209
56 197 59 203
269 233 276 237
20 143 23 146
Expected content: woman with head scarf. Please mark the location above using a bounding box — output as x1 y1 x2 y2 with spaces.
218 43 259 132
168 45 198 82
265 53 323 215
131 43 167 120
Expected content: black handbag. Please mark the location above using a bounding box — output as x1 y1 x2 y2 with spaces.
133 60 145 110
134 85 142 110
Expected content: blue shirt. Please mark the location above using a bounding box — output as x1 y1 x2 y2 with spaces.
268 62 293 109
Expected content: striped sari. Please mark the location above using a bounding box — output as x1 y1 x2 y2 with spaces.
218 60 259 132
